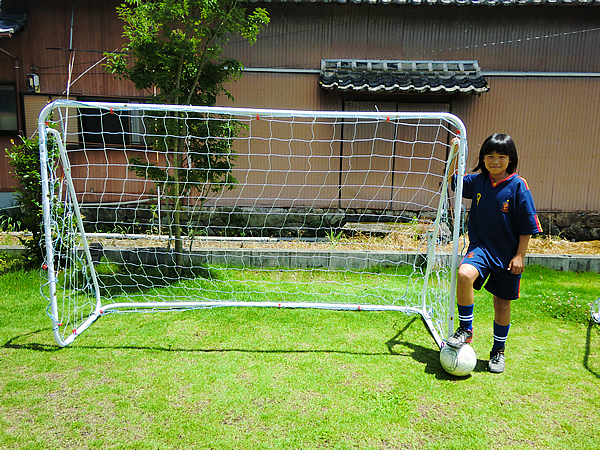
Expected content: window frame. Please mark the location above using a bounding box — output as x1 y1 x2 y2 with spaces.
76 97 146 148
0 83 19 134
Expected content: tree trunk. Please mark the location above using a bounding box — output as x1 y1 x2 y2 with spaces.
172 140 184 276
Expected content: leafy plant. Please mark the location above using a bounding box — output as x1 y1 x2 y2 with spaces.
409 216 422 242
0 211 22 233
325 228 344 246
5 136 46 269
0 252 25 274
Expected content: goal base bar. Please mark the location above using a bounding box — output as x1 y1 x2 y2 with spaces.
56 302 444 349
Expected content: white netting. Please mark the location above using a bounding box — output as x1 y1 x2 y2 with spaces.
39 101 467 347
592 298 600 324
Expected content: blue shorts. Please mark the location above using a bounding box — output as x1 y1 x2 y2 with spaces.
461 245 521 301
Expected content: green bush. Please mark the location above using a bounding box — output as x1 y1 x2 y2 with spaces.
0 252 25 274
5 136 44 269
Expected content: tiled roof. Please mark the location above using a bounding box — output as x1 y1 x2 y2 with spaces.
247 0 599 5
319 60 490 94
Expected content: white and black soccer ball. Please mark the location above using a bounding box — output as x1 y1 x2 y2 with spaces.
440 342 477 376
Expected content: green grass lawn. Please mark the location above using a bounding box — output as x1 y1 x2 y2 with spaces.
0 264 599 449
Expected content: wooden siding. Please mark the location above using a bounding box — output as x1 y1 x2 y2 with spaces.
43 108 458 216
224 3 600 73
0 136 17 192
0 0 141 98
217 2 600 212
453 77 600 212
1 0 599 214
221 72 600 212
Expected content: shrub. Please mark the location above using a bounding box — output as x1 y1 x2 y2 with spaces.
5 136 44 269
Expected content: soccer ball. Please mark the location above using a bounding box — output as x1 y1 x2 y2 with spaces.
440 342 477 376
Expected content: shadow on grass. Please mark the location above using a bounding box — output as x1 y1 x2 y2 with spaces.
8 310 599 381
3 315 485 381
2 329 61 352
3 323 394 357
3 315 435 361
385 317 487 380
584 320 600 379
94 263 214 297
3 332 392 356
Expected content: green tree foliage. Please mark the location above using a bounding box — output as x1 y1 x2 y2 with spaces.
105 0 269 106
104 0 269 268
127 114 243 211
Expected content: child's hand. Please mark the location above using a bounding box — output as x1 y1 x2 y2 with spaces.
509 236 531 275
507 254 525 274
447 137 461 181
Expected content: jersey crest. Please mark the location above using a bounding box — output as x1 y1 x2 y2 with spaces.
501 199 510 213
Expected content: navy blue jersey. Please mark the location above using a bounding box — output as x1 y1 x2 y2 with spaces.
457 173 543 269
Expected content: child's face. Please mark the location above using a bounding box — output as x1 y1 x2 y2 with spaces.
483 151 510 180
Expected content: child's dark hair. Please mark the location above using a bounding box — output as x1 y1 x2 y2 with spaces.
473 133 519 175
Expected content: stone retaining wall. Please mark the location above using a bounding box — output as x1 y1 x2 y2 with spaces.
1 245 598 273
538 212 600 241
79 206 600 242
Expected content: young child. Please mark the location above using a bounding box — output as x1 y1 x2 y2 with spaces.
447 133 543 373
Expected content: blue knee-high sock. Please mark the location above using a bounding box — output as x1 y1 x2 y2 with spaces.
493 322 510 351
457 304 474 331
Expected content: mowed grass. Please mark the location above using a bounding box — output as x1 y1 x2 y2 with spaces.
0 265 599 449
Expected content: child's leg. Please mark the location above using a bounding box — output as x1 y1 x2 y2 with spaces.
456 263 479 330
488 296 511 373
492 295 511 351
446 264 479 347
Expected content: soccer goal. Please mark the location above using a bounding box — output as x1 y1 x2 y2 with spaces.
38 100 468 348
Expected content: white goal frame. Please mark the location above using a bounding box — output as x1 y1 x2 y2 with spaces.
38 100 468 348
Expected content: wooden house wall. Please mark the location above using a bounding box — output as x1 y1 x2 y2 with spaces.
0 0 140 99
0 0 143 193
217 2 600 213
223 3 600 73
1 0 599 214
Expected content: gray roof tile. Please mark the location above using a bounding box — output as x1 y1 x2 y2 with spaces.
319 60 490 94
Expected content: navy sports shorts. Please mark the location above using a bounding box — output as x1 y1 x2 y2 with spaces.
460 245 521 300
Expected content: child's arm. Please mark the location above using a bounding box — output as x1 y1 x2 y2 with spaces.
507 235 531 274
446 137 461 183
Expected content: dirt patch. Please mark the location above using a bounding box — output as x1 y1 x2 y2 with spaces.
2 231 599 255
527 237 600 255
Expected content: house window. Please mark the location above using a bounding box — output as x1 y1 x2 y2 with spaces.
80 106 132 146
78 100 145 147
0 85 18 132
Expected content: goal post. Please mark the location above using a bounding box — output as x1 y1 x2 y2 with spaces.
38 100 468 348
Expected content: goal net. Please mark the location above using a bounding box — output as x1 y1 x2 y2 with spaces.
38 100 468 348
